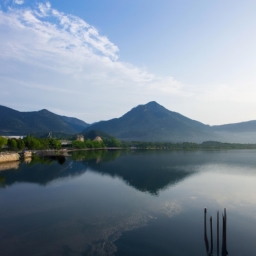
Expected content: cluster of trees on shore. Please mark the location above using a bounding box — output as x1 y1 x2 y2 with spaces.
122 140 256 150
72 138 121 149
0 135 61 150
0 135 122 151
0 136 7 149
2 134 256 151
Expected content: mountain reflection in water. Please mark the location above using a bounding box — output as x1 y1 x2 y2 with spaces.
0 150 197 194
2 149 256 195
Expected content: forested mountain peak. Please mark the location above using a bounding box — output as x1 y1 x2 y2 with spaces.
83 102 215 142
0 105 89 135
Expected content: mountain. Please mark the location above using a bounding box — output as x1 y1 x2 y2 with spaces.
212 120 256 133
2 102 256 143
210 120 256 143
0 105 89 135
83 101 219 142
59 115 90 133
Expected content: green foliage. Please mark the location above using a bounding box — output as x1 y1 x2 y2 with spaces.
48 138 62 149
103 138 121 147
121 141 256 150
7 138 18 150
16 139 25 150
34 132 76 140
91 140 105 148
0 136 7 149
72 140 85 149
6 138 25 150
22 135 62 150
72 139 105 149
23 136 42 149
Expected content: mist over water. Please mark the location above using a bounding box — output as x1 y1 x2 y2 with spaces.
1 150 256 255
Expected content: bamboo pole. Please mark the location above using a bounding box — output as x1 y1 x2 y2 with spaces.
210 216 213 254
217 211 219 256
204 208 209 254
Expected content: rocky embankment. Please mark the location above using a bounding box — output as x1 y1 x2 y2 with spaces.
0 153 20 163
0 151 32 164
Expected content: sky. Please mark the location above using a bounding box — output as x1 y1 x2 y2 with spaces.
1 0 256 125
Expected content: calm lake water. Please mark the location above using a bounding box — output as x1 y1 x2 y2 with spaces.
1 150 256 256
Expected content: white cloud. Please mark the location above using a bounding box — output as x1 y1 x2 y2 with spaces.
0 2 183 122
14 0 24 5
1 1 256 126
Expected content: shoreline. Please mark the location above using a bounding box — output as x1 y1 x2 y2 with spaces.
1 146 256 164
0 148 122 164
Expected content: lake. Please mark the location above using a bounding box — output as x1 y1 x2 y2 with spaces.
1 149 256 256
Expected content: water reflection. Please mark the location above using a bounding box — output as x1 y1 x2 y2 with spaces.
0 155 79 187
0 161 19 171
2 150 256 195
84 151 196 195
0 150 197 194
1 150 256 256
71 149 121 162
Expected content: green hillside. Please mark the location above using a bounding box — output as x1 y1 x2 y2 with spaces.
83 101 219 142
0 105 89 135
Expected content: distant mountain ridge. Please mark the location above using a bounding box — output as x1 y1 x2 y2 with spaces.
0 105 89 135
212 120 256 132
83 101 218 142
2 102 256 143
83 101 256 143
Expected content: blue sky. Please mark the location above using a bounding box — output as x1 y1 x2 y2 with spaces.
1 0 256 125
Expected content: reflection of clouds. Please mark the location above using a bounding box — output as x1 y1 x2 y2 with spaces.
72 199 183 255
198 164 256 177
214 192 256 211
90 199 182 253
159 201 182 218
185 168 256 216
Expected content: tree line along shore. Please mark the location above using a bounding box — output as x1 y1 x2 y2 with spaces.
1 135 256 151
1 135 256 164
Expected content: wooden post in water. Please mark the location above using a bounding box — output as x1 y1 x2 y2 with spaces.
210 216 213 255
217 211 219 256
222 213 224 254
204 208 209 254
222 208 228 256
224 208 227 250
203 208 228 256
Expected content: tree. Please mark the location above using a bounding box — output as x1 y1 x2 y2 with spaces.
72 140 84 149
23 135 40 149
16 139 25 150
7 138 18 150
0 136 7 149
49 138 61 149
104 138 121 147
